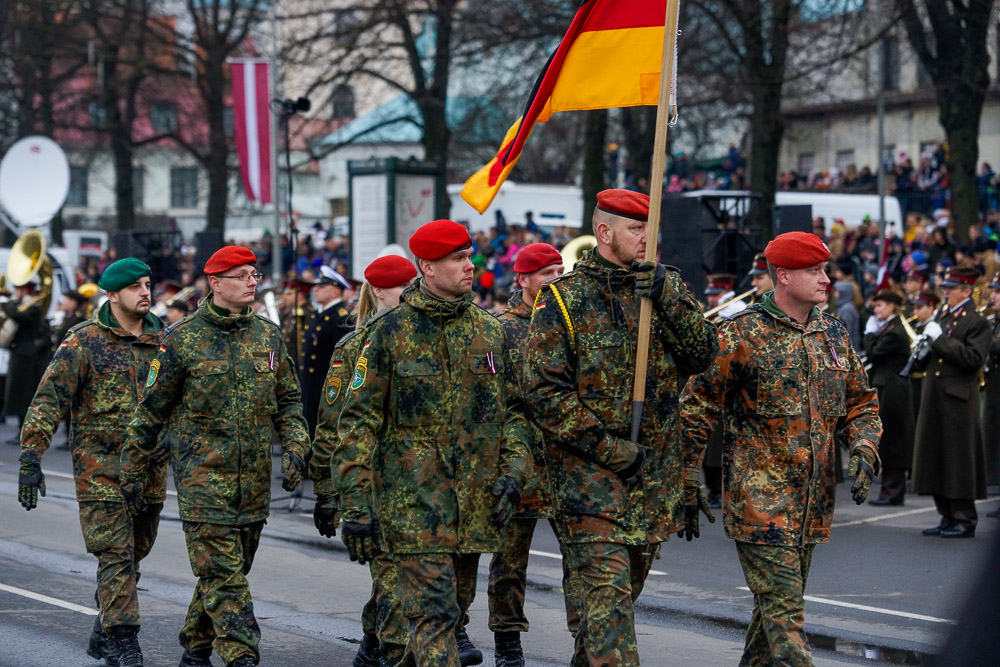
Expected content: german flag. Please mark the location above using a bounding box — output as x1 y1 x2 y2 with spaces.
461 0 670 214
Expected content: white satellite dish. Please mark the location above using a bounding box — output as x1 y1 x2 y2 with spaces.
0 135 71 228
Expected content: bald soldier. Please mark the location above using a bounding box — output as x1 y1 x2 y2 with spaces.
680 232 882 666
523 189 718 666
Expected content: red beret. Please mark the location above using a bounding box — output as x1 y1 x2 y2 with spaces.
204 245 257 275
764 232 830 269
596 189 650 221
364 255 417 288
513 243 562 273
409 219 472 260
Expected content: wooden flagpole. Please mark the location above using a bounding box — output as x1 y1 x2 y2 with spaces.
631 0 681 443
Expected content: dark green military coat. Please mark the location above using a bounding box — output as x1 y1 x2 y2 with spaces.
862 316 914 470
121 297 310 525
21 302 166 502
912 300 992 499
336 281 531 555
523 250 718 545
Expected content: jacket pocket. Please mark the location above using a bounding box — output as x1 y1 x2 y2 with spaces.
821 355 848 416
395 359 445 426
576 330 629 428
757 355 803 417
92 357 131 414
469 348 504 423
943 384 971 402
185 360 230 417
252 358 279 413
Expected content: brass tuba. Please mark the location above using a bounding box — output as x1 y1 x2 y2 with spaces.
560 235 597 272
0 230 53 348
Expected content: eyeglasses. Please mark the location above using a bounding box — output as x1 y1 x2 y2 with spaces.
217 272 264 283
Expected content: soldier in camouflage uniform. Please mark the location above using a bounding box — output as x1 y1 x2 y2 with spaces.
337 220 531 667
486 243 573 667
311 255 416 667
523 190 719 666
679 232 882 666
119 247 310 667
18 258 166 667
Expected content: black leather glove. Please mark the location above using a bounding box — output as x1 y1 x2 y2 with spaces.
18 458 46 511
120 476 147 517
149 443 171 466
341 518 378 564
615 445 646 483
848 446 879 505
490 476 522 528
281 451 306 492
680 476 716 541
313 493 341 538
633 261 668 303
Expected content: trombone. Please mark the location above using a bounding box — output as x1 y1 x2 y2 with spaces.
704 288 755 320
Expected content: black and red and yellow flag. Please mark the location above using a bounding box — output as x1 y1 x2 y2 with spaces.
461 0 671 214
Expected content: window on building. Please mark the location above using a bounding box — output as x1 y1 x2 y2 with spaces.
329 198 348 218
798 153 816 176
881 36 900 92
836 150 855 171
67 166 88 207
883 144 896 169
132 166 144 210
170 167 198 208
89 100 108 128
151 102 178 133
331 84 355 119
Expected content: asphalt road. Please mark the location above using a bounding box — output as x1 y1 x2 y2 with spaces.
1 417 995 666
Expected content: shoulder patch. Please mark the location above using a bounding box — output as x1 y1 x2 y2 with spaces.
350 356 367 390
325 375 342 404
146 359 161 387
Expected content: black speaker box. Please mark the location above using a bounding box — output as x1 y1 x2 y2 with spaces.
194 230 225 275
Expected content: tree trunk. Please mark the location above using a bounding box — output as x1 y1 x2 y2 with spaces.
941 98 984 241
621 106 656 186
581 109 608 237
421 103 451 219
204 48 229 233
102 50 136 232
749 81 784 241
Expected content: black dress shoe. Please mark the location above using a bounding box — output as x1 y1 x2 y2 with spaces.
922 519 950 536
940 524 975 539
868 497 903 507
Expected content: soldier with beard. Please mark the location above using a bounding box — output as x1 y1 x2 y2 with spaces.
18 258 167 667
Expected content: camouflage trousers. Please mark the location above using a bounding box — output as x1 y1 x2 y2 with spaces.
78 500 162 633
394 552 481 667
487 517 582 636
562 541 660 667
735 542 815 667
180 521 264 666
360 551 409 664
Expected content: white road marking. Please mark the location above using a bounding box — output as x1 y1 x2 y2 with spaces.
43 469 177 497
0 583 98 615
737 587 955 624
834 498 998 528
528 549 668 576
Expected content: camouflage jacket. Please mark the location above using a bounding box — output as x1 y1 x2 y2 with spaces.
310 311 388 498
336 280 531 555
121 296 310 525
523 250 718 545
20 302 167 503
497 289 551 519
679 292 882 547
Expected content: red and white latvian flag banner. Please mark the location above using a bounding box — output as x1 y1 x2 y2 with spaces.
230 59 273 204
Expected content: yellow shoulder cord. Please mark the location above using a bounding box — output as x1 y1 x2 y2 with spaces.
546 283 576 355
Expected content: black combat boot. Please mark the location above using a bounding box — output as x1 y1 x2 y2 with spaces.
353 633 390 667
455 627 483 666
494 632 525 667
179 648 214 666
109 626 144 667
227 655 255 667
87 618 118 666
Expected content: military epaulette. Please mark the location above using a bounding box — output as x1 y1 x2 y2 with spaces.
253 312 281 330
165 313 197 335
67 318 97 334
335 327 364 348
730 303 762 320
536 280 576 354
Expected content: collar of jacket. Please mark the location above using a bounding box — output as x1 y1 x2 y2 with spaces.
576 249 633 283
198 295 255 328
95 301 163 338
506 288 532 319
402 278 473 318
758 290 823 331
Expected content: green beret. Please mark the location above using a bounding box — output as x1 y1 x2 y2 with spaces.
98 258 151 292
